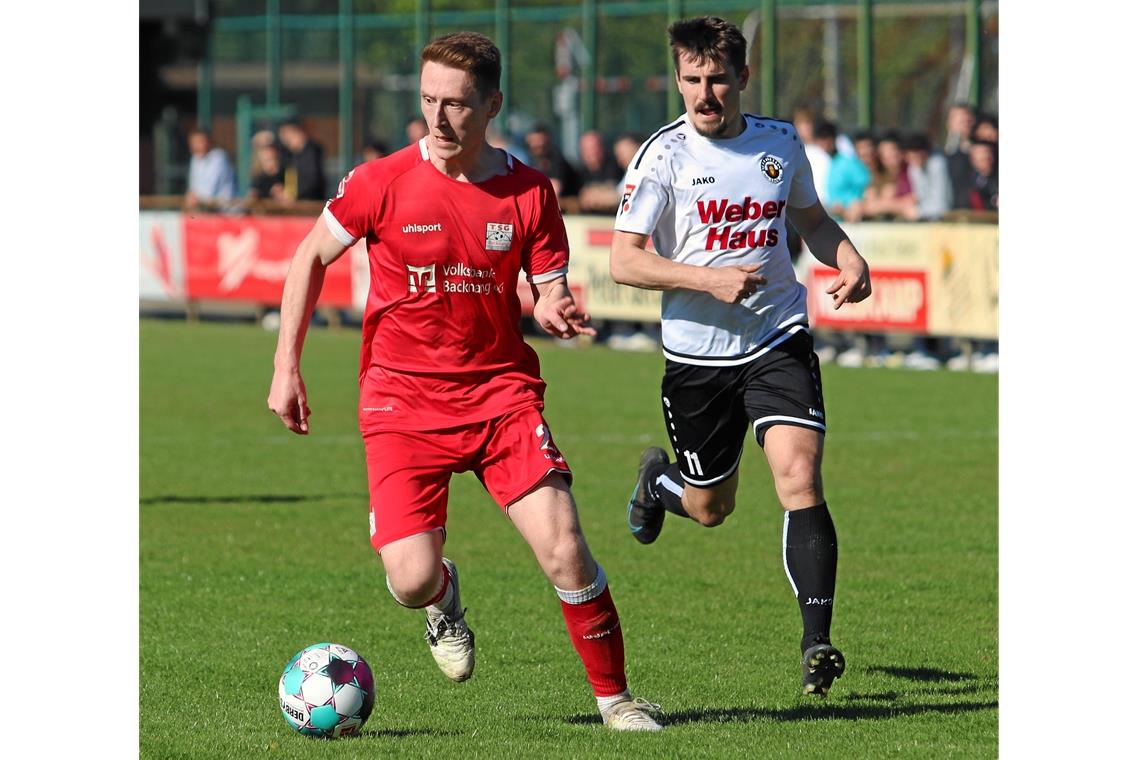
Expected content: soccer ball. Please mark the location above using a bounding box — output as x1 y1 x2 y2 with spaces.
278 642 375 738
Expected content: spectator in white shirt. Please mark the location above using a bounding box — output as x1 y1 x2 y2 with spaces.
184 128 236 210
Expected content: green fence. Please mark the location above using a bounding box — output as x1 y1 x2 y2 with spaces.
169 0 996 191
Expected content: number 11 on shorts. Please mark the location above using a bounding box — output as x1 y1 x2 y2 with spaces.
682 449 704 476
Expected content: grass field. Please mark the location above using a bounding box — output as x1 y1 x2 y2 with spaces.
139 319 997 759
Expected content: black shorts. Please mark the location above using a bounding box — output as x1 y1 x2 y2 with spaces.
660 330 826 486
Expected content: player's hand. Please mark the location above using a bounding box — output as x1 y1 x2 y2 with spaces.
267 369 312 435
706 263 767 304
826 252 872 310
534 294 597 340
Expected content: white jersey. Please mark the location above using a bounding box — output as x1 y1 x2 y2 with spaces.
615 113 818 366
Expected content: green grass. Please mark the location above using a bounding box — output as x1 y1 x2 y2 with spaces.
140 319 997 759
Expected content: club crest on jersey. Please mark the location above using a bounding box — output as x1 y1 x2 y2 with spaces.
485 222 513 252
760 156 784 184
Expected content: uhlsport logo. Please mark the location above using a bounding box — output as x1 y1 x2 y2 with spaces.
406 264 437 293
402 222 442 234
760 156 783 184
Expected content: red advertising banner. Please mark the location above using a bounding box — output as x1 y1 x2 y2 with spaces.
183 215 354 307
807 266 928 332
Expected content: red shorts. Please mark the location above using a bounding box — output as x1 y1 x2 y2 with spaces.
363 405 572 551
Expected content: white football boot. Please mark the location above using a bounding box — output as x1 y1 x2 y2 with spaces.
601 697 664 732
424 558 475 682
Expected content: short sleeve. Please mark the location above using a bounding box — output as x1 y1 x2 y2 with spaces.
323 164 375 246
523 179 570 283
787 144 821 209
613 156 671 235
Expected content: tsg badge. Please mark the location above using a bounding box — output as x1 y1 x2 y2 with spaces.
485 222 513 252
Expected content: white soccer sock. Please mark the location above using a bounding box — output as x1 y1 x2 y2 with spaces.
596 690 631 713
554 563 607 604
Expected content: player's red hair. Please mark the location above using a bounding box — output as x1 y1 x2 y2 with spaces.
421 32 502 99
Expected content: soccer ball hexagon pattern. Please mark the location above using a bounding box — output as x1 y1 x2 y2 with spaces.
278 642 375 738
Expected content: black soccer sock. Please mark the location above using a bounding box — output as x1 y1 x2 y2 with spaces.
782 502 838 653
650 462 693 519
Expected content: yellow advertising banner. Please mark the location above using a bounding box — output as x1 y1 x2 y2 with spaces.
563 216 997 339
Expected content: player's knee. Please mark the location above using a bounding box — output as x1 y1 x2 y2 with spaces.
385 566 442 608
773 457 820 496
541 532 590 581
689 496 735 527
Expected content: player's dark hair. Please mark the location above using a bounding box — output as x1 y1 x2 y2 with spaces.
421 32 501 99
852 129 875 143
667 16 747 77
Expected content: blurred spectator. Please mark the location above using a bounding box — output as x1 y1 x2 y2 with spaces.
576 130 623 212
792 106 816 145
361 139 389 163
861 130 914 219
944 102 976 155
249 141 287 203
945 103 976 208
278 119 327 201
613 132 643 175
405 116 428 146
973 113 998 143
826 130 872 221
902 132 952 220
524 123 581 198
184 128 236 209
957 140 998 211
487 123 529 163
807 119 839 206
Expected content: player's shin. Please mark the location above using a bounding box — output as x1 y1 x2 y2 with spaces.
555 563 628 698
782 502 838 652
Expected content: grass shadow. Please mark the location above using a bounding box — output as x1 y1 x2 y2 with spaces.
866 665 978 682
356 727 464 739
565 699 997 727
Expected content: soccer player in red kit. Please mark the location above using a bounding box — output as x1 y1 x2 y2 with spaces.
267 32 662 731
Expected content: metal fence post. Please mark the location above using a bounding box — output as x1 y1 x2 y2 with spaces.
339 0 355 177
857 0 874 128
267 0 282 108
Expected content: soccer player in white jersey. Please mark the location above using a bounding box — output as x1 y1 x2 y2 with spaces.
610 16 872 697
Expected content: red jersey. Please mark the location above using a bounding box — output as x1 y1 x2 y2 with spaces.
323 140 570 433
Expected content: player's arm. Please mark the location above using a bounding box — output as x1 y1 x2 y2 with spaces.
532 275 596 339
610 230 765 304
787 200 872 309
267 218 351 434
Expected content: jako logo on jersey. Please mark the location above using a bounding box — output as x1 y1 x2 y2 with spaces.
691 176 716 186
406 264 437 293
485 222 513 252
697 197 787 250
621 183 636 214
761 156 783 184
402 223 442 234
